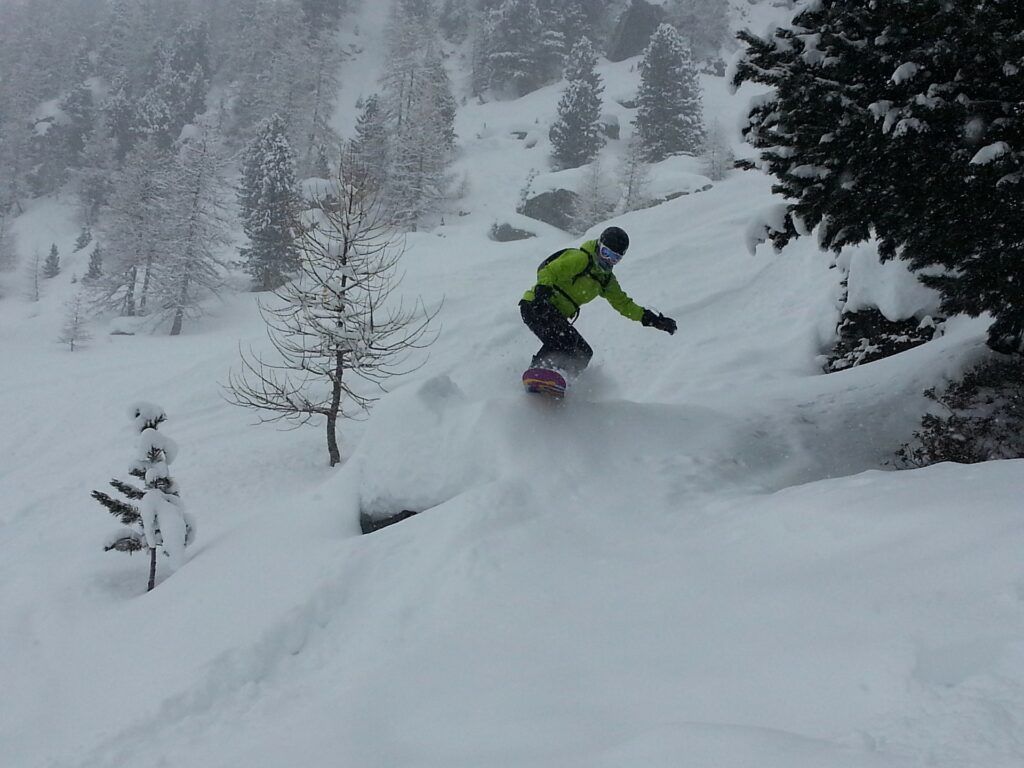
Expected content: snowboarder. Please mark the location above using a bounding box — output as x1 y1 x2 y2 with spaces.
520 226 677 384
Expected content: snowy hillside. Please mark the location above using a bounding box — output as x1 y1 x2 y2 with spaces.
2 3 1024 768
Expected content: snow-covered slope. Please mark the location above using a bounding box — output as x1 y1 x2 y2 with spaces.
2 6 1023 768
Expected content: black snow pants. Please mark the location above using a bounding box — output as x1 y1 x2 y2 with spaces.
520 298 593 377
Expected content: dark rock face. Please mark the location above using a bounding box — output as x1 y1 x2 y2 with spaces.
518 189 581 231
607 0 665 62
360 509 419 533
489 223 537 241
658 183 713 203
598 113 620 140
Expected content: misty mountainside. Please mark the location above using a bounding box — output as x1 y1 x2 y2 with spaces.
1 1 1024 767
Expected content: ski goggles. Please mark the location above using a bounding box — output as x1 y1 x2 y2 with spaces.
597 243 623 268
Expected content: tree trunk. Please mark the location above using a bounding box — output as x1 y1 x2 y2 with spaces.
326 351 344 466
305 59 325 173
123 265 137 316
326 412 340 467
170 276 189 336
147 547 157 591
139 252 154 313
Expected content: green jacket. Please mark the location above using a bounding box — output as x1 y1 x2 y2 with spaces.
523 240 645 322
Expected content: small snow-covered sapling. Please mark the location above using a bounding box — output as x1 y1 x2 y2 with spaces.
93 402 196 592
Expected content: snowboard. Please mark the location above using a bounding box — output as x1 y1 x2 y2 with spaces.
522 366 568 398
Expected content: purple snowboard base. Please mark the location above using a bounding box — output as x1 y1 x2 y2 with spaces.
522 367 567 398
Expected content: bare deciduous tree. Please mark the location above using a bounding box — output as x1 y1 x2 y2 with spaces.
58 293 92 351
226 158 440 466
574 159 618 233
25 250 41 302
618 136 652 213
701 118 734 182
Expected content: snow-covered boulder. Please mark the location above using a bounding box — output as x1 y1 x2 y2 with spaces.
519 189 581 232
646 155 713 205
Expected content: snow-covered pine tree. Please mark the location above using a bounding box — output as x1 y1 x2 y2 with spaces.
95 408 148 520
96 403 195 592
0 0 226 207
133 86 176 152
43 244 60 278
541 0 606 57
903 3 1024 353
76 120 116 226
222 1 340 176
439 0 471 42
238 114 301 291
85 244 104 282
533 0 569 61
470 14 494 98
137 419 191 589
74 227 92 252
166 18 210 84
349 94 390 191
227 157 439 466
733 0 1024 353
135 24 210 150
0 1 96 197
96 139 173 316
301 0 348 32
485 0 561 97
0 3 89 193
27 116 71 196
156 127 230 335
732 5 886 254
424 50 458 152
58 83 97 169
550 37 605 170
96 0 150 81
0 118 32 216
104 76 143 163
633 23 704 162
219 0 292 138
58 293 91 351
0 118 29 219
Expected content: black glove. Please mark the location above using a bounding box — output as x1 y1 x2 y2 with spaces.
533 284 554 303
642 309 677 335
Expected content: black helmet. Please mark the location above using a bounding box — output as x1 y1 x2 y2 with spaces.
599 226 629 256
